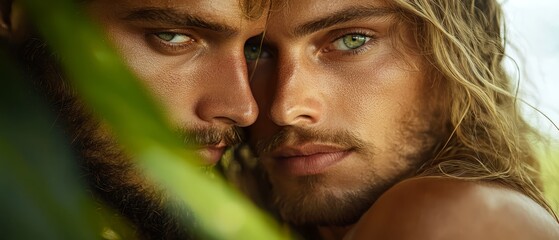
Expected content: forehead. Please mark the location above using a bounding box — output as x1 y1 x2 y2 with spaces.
92 0 242 13
270 0 394 25
88 0 263 25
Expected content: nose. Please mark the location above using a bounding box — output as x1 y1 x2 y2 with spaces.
195 53 258 127
268 56 323 127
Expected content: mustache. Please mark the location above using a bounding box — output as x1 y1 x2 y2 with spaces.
253 126 365 156
177 126 244 147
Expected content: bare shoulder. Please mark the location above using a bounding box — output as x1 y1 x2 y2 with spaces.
345 177 559 240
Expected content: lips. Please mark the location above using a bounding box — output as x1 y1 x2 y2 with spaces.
197 142 227 165
270 144 352 176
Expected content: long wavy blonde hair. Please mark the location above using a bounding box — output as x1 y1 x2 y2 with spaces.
387 0 557 218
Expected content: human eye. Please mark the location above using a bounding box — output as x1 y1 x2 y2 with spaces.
244 38 272 62
324 31 376 55
154 32 193 44
333 34 370 50
147 31 196 54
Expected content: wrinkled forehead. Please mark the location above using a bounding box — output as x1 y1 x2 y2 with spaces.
87 0 268 22
85 0 269 34
266 0 402 36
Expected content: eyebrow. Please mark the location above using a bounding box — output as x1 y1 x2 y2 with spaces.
122 7 237 36
292 6 396 37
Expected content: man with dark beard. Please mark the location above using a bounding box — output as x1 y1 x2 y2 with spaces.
243 0 559 239
1 0 269 238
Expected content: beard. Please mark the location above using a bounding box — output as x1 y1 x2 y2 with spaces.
18 37 241 239
269 172 395 226
250 110 444 227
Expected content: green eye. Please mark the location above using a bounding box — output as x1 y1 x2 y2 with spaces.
333 34 370 50
155 32 192 43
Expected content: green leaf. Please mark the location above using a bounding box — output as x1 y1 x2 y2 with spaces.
17 0 291 239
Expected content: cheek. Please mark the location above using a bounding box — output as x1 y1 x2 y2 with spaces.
332 54 425 143
104 29 209 123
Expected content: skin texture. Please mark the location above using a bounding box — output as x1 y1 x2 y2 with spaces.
248 0 444 228
2 0 266 238
245 0 559 239
346 177 559 240
87 0 264 163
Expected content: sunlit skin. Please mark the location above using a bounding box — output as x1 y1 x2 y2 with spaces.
246 0 559 239
247 0 443 230
87 0 265 164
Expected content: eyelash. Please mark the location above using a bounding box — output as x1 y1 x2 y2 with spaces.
326 30 377 56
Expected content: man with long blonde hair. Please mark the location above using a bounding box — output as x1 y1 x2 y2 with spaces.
243 0 559 238
1 0 270 238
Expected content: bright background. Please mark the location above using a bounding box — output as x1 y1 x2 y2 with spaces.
502 0 559 138
501 0 559 210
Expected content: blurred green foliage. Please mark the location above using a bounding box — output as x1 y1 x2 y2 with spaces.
0 0 289 239
0 44 102 240
1 0 558 239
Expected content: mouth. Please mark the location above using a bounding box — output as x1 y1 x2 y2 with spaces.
269 143 352 176
196 142 227 165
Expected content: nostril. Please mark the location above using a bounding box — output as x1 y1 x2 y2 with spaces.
213 117 237 125
269 98 323 127
299 114 314 122
195 90 258 127
202 103 258 127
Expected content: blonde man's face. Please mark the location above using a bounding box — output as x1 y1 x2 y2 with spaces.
247 0 443 225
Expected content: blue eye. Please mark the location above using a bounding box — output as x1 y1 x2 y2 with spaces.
155 32 192 43
332 34 370 50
